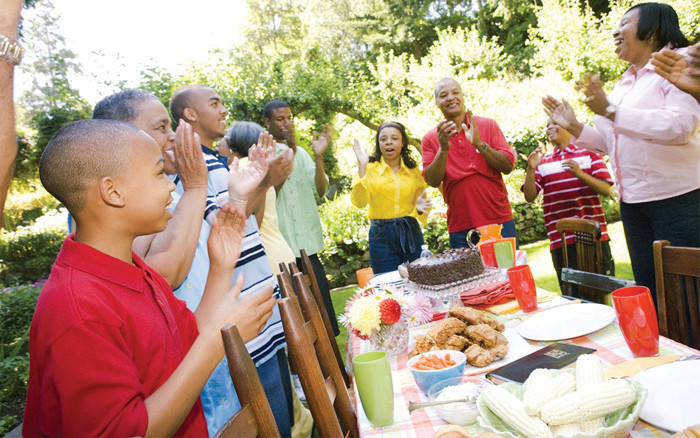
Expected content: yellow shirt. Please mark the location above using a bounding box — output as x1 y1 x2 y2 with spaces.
350 158 428 223
241 157 296 274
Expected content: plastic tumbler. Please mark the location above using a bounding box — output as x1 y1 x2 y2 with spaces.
479 241 499 268
352 351 394 427
507 264 538 312
494 241 514 269
611 286 659 357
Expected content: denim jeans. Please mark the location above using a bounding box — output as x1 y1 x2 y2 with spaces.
369 217 425 275
620 189 700 304
449 219 518 249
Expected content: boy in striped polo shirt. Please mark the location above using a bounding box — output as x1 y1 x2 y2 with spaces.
522 118 616 294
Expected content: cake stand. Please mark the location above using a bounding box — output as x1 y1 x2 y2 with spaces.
402 266 507 304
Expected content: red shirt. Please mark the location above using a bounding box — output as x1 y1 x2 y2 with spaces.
23 235 208 437
527 144 614 250
422 116 515 233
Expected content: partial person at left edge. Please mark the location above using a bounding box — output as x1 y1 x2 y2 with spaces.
0 0 25 228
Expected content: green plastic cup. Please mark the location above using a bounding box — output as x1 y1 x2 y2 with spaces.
352 351 394 428
494 240 514 269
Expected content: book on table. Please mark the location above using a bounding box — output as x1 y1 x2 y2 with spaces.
486 342 595 384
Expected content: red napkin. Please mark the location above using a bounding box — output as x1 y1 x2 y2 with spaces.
460 280 514 308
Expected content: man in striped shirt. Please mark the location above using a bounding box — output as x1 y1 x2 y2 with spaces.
522 118 615 294
168 84 292 436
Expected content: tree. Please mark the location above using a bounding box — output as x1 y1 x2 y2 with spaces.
17 0 88 119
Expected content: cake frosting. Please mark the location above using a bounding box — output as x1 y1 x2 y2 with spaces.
407 248 485 285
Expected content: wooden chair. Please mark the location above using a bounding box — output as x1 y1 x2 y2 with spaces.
296 251 351 387
278 261 291 277
560 268 635 300
556 218 606 303
215 324 280 438
653 240 700 349
278 294 359 438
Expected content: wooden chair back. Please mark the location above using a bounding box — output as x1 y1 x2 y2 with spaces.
560 268 635 297
297 250 351 387
215 324 280 438
556 218 605 302
278 295 358 438
653 240 700 349
278 261 291 277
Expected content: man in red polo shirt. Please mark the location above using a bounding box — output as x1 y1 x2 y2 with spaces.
422 78 517 248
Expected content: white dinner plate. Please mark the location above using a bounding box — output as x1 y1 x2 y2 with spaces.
517 303 616 341
632 360 700 432
368 270 403 287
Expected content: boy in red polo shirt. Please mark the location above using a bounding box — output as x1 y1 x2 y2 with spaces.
23 119 276 437
522 118 615 294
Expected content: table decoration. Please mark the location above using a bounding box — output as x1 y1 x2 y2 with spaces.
339 285 433 356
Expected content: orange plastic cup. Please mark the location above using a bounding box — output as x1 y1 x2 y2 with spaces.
356 267 374 288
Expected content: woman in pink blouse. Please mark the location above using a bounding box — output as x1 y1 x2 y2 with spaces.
542 2 699 302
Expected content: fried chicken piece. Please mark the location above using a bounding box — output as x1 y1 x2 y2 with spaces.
487 332 509 359
444 334 470 351
465 323 499 348
465 344 495 367
427 317 467 345
449 305 505 332
409 334 436 357
449 306 484 325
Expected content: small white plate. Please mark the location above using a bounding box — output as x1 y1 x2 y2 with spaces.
517 303 616 341
368 270 403 287
633 360 700 432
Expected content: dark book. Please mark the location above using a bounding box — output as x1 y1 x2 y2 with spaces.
486 342 596 384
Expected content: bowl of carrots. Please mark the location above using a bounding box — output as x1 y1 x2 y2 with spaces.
407 350 467 393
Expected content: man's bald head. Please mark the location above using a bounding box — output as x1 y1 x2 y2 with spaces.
434 78 461 100
169 84 207 123
39 119 140 215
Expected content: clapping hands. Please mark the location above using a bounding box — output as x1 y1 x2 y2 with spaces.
311 124 332 156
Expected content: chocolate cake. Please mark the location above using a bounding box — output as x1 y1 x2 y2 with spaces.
407 247 485 285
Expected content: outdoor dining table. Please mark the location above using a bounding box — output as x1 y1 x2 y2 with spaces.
347 292 700 437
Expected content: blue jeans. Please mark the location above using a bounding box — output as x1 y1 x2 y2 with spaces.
449 220 518 249
369 217 425 275
620 189 700 304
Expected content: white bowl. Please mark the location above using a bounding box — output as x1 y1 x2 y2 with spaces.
477 370 648 438
427 375 493 426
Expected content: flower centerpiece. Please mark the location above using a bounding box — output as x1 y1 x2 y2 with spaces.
339 286 433 356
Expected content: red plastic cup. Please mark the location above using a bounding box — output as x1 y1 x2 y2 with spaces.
507 265 538 313
479 242 498 268
611 286 659 357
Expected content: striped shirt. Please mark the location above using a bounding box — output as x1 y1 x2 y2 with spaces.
528 144 614 251
172 145 286 434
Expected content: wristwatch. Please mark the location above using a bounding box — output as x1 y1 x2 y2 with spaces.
477 142 489 154
0 34 24 65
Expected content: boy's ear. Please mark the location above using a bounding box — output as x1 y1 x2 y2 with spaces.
183 107 197 123
99 176 125 208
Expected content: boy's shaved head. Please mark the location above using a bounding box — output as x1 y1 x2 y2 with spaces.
40 119 141 214
170 84 206 123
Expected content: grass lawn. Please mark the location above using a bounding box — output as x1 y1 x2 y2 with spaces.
330 220 633 361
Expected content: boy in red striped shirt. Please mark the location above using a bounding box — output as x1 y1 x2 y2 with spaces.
522 118 615 294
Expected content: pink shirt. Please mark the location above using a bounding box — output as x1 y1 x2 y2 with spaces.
575 55 700 204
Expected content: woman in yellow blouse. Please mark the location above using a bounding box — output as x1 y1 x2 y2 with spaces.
351 121 431 274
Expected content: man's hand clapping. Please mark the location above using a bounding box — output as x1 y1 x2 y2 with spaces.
172 119 207 190
436 119 458 152
227 142 269 204
207 202 246 271
311 124 331 157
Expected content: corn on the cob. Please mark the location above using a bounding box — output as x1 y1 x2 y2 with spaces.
524 372 576 416
580 417 605 433
482 385 553 438
551 422 582 436
540 379 636 425
575 354 605 431
575 354 604 390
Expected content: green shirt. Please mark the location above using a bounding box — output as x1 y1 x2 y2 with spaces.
275 143 326 255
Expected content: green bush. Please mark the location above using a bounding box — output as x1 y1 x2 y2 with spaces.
0 209 67 286
3 181 61 232
0 284 41 435
318 194 370 287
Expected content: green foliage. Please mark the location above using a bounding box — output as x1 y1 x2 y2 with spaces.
2 181 60 232
0 209 67 287
30 105 92 166
317 194 370 288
